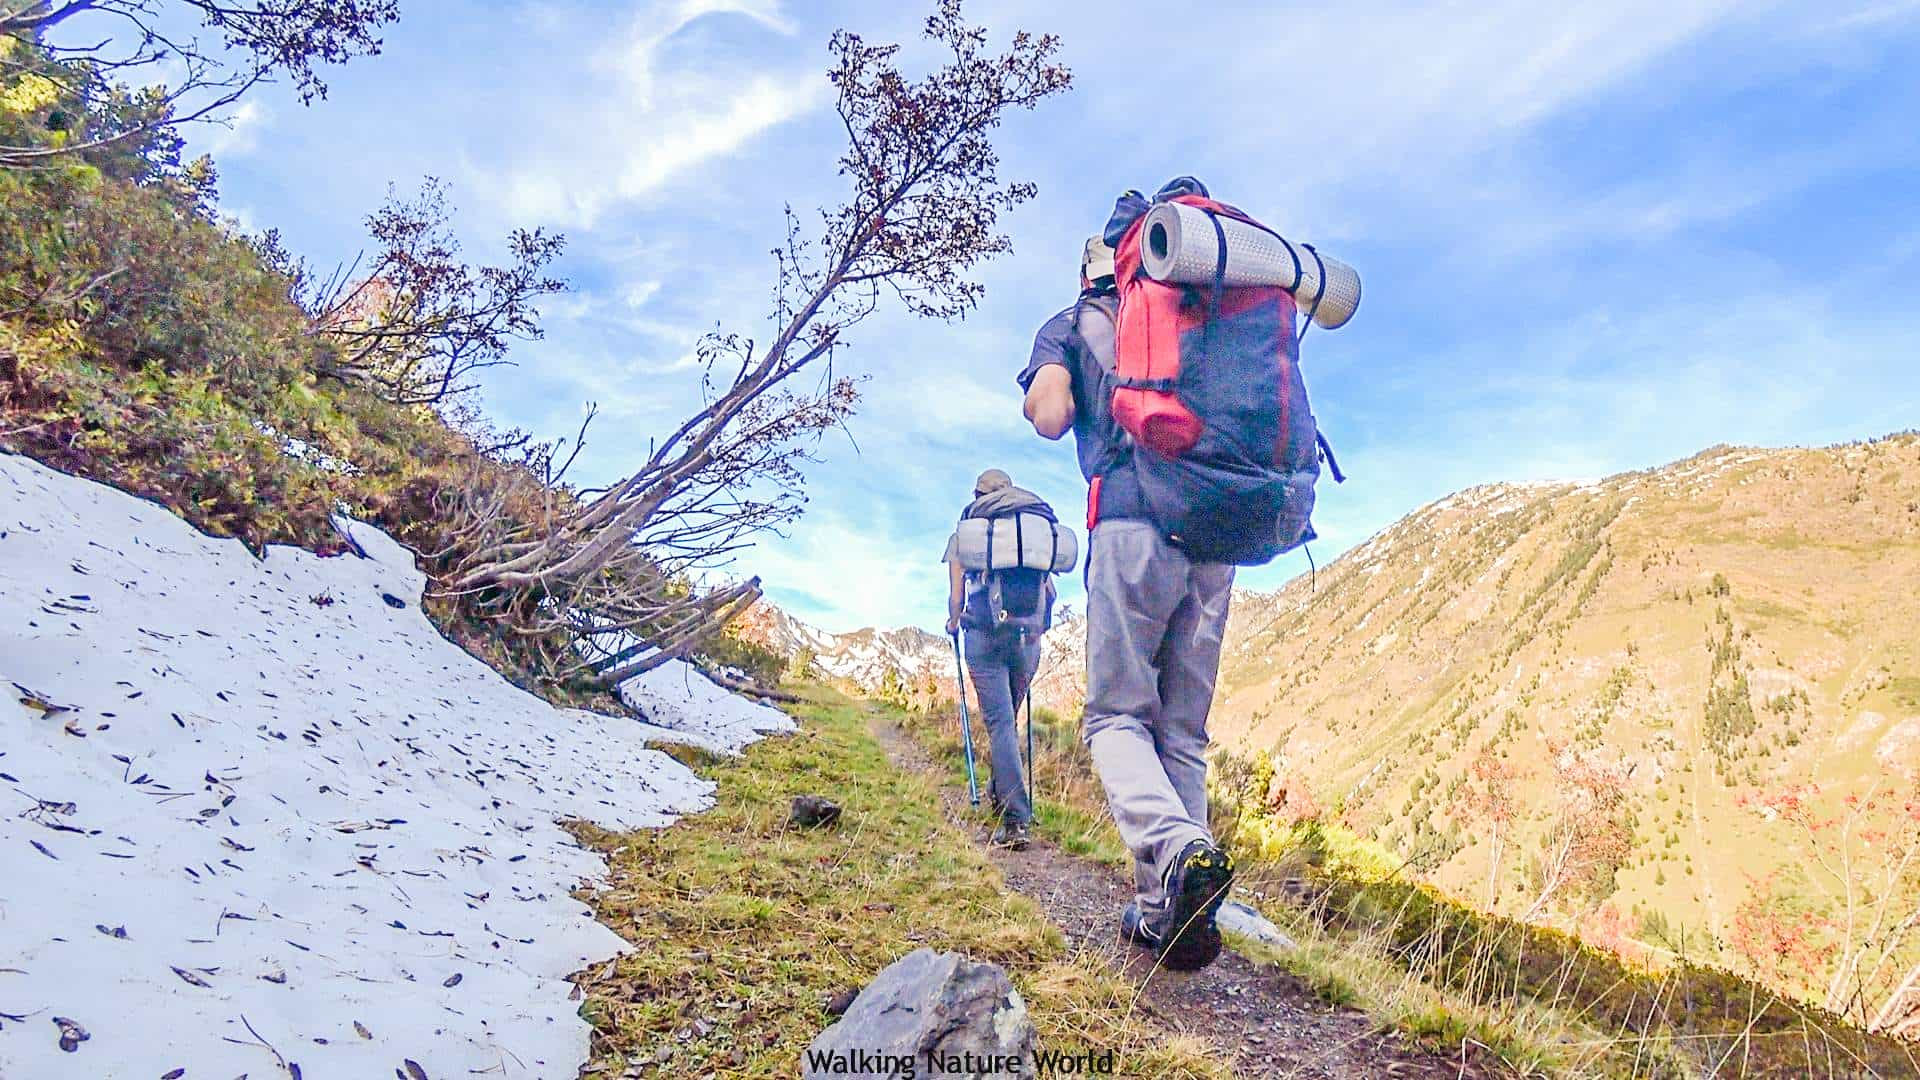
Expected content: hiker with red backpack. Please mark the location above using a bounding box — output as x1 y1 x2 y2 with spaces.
1019 177 1350 970
942 468 1075 851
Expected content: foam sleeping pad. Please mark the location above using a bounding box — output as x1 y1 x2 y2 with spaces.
951 513 1078 573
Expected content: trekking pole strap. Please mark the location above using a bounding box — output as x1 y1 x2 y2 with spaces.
1316 430 1347 484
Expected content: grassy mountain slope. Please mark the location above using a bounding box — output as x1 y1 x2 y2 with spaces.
1215 436 1920 997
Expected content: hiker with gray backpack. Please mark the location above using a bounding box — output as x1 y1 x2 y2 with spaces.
942 468 1077 851
1019 177 1357 971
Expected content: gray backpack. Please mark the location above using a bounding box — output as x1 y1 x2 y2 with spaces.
953 498 1073 634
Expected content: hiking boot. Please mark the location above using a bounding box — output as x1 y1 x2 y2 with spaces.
990 820 1031 851
1157 838 1235 971
1120 899 1162 950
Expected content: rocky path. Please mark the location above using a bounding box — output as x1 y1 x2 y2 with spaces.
872 717 1498 1079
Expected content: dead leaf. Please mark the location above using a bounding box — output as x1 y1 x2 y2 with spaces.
13 683 72 716
170 965 211 988
354 1020 372 1039
403 1059 429 1080
52 1015 88 1052
442 972 461 988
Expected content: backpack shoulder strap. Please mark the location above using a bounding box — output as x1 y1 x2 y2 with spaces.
1073 295 1120 374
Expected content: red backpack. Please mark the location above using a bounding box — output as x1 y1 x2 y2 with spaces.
1098 178 1339 566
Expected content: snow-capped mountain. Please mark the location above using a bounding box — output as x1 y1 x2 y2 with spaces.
735 602 952 689
738 600 1088 715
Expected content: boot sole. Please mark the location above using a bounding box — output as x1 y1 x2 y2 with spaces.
1159 845 1233 971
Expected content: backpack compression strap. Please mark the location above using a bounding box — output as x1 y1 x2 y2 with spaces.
1187 204 1346 485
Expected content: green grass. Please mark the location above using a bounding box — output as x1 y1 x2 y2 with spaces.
1034 797 1127 863
1890 676 1920 711
895 700 1131 867
570 687 1230 1079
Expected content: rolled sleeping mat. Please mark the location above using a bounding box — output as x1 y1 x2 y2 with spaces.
1138 200 1361 330
952 513 1078 574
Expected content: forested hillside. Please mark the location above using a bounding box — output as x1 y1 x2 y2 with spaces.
1216 437 1920 1032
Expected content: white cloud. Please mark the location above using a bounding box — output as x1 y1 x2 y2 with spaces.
663 0 796 37
622 280 663 309
1044 0 1749 199
219 205 258 234
862 365 1024 438
1825 0 1920 31
749 508 954 632
473 0 823 227
199 100 270 159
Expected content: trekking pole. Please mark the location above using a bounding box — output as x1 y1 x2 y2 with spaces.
1017 628 1035 800
1024 689 1034 803
950 631 980 807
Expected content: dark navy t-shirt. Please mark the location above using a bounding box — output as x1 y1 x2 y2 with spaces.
1017 290 1131 485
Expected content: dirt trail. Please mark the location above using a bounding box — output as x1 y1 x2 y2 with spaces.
871 718 1496 1079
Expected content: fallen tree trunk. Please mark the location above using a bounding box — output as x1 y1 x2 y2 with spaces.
697 667 805 705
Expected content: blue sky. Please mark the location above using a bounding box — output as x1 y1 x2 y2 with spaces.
192 0 1920 633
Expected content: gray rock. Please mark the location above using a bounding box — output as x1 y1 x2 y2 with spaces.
789 794 842 829
1217 899 1296 951
803 948 1033 1079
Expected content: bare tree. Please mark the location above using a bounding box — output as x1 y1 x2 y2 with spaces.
435 1 1070 687
1456 745 1525 910
1522 743 1632 922
1739 779 1920 1027
1 0 395 169
307 179 567 407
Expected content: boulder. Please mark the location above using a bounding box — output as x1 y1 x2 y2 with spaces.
802 949 1033 1079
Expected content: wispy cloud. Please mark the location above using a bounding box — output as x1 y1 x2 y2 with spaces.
201 100 270 159
1825 0 1920 31
1042 1 1750 208
750 507 955 631
468 1 824 227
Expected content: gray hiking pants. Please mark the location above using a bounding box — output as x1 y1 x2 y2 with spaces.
1083 520 1234 917
963 624 1041 825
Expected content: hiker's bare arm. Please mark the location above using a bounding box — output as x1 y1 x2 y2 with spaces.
1024 365 1074 439
946 559 965 634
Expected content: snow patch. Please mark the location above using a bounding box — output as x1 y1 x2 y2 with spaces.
619 662 796 755
0 452 789 1077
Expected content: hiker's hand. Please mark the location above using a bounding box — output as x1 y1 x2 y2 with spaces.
946 612 961 635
